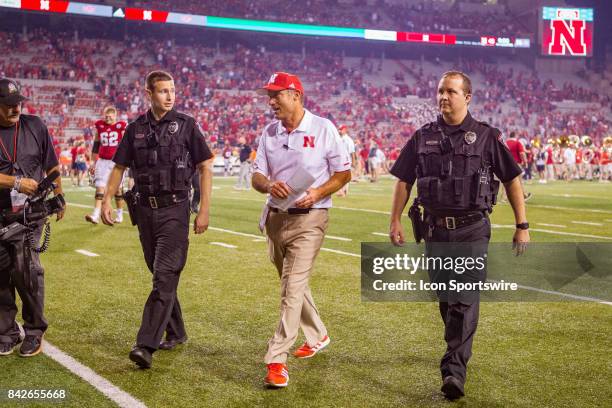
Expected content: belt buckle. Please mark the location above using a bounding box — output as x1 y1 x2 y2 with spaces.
149 196 158 209
445 216 456 230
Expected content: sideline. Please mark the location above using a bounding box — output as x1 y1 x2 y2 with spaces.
43 341 147 408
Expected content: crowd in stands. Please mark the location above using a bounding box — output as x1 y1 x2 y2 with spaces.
1 27 610 178
386 2 528 36
95 0 529 36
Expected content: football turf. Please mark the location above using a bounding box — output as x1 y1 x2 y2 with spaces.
2 177 611 407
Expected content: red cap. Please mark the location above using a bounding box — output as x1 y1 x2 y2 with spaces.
257 72 304 95
339 124 347 131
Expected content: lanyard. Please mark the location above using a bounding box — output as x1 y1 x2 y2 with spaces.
0 122 19 163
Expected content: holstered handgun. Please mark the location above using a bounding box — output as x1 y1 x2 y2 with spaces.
123 189 139 226
408 199 424 243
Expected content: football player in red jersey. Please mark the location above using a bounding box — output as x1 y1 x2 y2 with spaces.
85 106 127 224
504 132 531 201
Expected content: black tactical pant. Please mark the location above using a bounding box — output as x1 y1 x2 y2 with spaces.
135 199 190 350
425 215 491 386
0 224 47 344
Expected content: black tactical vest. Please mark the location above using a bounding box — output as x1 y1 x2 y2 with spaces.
131 115 194 196
415 120 500 212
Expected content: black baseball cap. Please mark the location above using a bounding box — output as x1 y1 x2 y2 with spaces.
0 78 28 105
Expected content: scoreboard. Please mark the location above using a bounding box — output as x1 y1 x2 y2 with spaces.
541 7 593 57
0 0 531 50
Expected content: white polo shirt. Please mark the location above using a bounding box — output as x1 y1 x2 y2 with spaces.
254 109 350 209
340 134 356 162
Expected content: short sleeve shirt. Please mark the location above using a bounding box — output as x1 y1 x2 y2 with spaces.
0 115 58 208
253 109 350 208
341 134 356 155
505 138 525 164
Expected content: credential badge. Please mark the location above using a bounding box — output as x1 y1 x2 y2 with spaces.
168 121 179 134
464 131 477 145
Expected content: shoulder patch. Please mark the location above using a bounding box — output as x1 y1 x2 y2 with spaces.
421 121 436 131
176 112 193 123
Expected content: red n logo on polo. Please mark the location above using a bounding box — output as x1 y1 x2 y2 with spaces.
303 136 315 148
548 19 586 56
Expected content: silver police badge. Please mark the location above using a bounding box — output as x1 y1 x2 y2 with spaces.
464 131 477 145
168 121 179 134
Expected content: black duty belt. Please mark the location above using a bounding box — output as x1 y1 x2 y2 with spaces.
426 212 485 230
138 192 188 209
269 207 327 215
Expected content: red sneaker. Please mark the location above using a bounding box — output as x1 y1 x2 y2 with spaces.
293 335 330 359
264 363 289 387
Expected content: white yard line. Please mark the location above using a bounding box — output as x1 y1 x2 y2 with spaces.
372 232 388 237
528 204 612 214
326 235 352 242
20 202 147 407
338 203 612 217
75 249 99 257
208 226 260 239
206 225 611 305
62 187 95 193
210 242 238 249
43 341 147 408
571 221 604 226
334 206 390 215
68 203 93 209
67 202 612 241
487 281 612 306
536 223 567 228
550 194 601 199
320 247 360 258
64 202 612 305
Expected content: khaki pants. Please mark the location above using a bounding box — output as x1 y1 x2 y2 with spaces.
264 209 329 364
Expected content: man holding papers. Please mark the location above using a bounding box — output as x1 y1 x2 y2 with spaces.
252 72 351 388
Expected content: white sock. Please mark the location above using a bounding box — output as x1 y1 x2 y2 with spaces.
92 208 101 218
116 209 123 216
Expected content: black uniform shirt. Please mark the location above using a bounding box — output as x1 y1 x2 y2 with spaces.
0 115 58 209
239 144 252 163
113 109 213 169
390 112 522 185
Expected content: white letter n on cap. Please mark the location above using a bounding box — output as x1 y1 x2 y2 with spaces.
268 74 278 84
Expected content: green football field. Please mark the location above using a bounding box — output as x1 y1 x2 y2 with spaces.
2 177 611 407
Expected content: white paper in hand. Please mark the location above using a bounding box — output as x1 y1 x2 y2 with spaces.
269 166 316 211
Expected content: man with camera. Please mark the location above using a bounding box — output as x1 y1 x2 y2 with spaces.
0 78 64 357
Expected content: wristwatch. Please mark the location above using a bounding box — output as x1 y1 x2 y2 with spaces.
13 175 22 191
516 222 529 230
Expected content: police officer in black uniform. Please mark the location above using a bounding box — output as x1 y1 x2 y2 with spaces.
101 71 213 369
0 78 64 357
389 71 529 399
